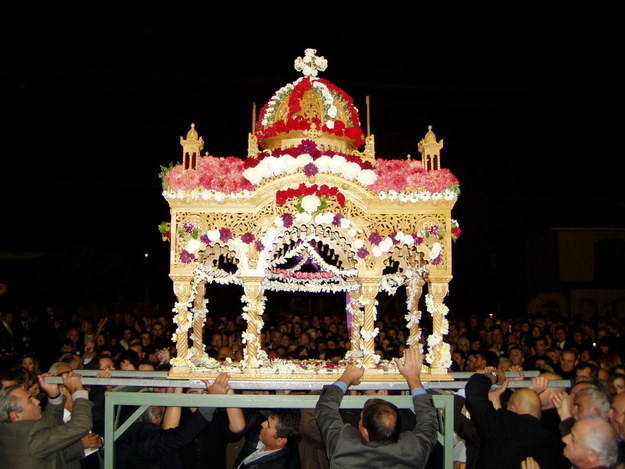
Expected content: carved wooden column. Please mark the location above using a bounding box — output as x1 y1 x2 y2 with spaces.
172 276 193 366
405 274 426 348
427 278 451 375
191 281 207 358
360 279 380 367
241 277 266 367
346 289 363 358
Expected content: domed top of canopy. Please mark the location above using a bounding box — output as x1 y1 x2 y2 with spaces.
255 49 365 154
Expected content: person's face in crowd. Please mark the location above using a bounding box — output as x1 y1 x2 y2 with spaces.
123 328 133 342
151 323 164 338
562 420 602 469
609 393 625 439
292 324 302 336
573 331 584 344
123 313 133 327
211 333 223 349
531 326 542 339
521 322 530 333
99 357 115 370
448 324 459 339
576 367 594 383
491 328 504 345
140 332 151 347
298 333 310 347
81 320 92 334
572 392 600 419
507 334 518 346
457 338 470 352
452 351 465 369
534 318 545 330
280 335 291 347
596 328 607 340
483 317 493 330
260 416 284 450
327 339 337 350
120 359 136 371
292 315 301 324
509 348 524 366
534 339 547 355
560 352 578 373
471 339 481 351
66 328 79 344
555 329 567 343
580 350 592 362
272 331 282 344
612 376 625 394
8 388 41 421
218 346 234 361
21 357 35 372
96 334 107 348
468 315 478 329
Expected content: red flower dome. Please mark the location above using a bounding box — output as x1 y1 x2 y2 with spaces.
255 76 365 152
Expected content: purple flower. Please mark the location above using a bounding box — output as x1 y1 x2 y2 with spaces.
299 139 317 154
241 232 255 244
182 222 196 234
429 225 440 237
200 234 210 244
332 214 344 227
282 213 293 228
179 250 195 264
368 232 383 246
389 232 400 244
357 247 369 259
431 255 442 265
219 228 232 242
303 162 319 177
254 240 265 252
414 234 424 245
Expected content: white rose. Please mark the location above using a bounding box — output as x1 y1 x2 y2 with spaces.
300 195 321 213
348 229 357 237
274 216 284 227
325 119 335 129
353 239 364 250
327 105 338 118
340 218 351 229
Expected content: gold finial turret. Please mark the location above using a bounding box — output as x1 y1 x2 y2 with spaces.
180 123 204 172
418 125 444 171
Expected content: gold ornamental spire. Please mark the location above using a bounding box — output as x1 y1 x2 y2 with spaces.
180 123 204 172
418 125 444 171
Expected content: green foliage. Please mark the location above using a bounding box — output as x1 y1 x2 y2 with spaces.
158 162 175 190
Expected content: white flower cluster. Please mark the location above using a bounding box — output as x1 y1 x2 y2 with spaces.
262 279 359 294
301 195 321 213
424 294 450 317
163 189 253 202
377 189 457 202
185 238 203 254
361 328 380 342
429 242 442 260
311 80 337 128
242 153 377 187
294 48 328 77
404 310 422 329
260 79 299 127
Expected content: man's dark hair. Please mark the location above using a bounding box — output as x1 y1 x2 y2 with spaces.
361 398 401 443
576 361 599 379
118 350 140 369
269 409 300 444
562 348 579 359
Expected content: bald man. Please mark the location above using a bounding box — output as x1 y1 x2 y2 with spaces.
609 393 625 467
465 371 560 469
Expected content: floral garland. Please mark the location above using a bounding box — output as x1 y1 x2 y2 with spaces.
271 268 336 280
241 292 267 366
162 188 254 202
276 183 345 213
377 188 458 203
267 239 359 277
262 278 359 294
424 293 452 370
242 140 377 188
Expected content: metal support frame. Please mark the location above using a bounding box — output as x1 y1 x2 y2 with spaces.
103 391 455 469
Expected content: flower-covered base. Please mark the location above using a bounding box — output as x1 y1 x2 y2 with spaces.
167 357 453 382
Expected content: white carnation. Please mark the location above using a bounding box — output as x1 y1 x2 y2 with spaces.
185 239 203 254
325 119 334 129
340 218 351 229
295 212 312 223
301 195 321 213
430 242 442 259
207 230 220 242
327 105 338 118
356 170 377 186
274 216 284 227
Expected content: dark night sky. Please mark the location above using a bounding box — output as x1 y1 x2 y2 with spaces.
1 17 622 314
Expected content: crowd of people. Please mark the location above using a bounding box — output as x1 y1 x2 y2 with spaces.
1 302 625 468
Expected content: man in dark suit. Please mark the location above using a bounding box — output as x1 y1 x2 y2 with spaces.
315 345 438 469
0 371 95 469
465 369 561 468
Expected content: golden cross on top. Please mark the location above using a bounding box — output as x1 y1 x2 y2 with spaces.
294 49 328 77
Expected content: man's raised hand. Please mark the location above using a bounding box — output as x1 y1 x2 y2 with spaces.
205 372 231 395
339 364 365 388
395 345 424 390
